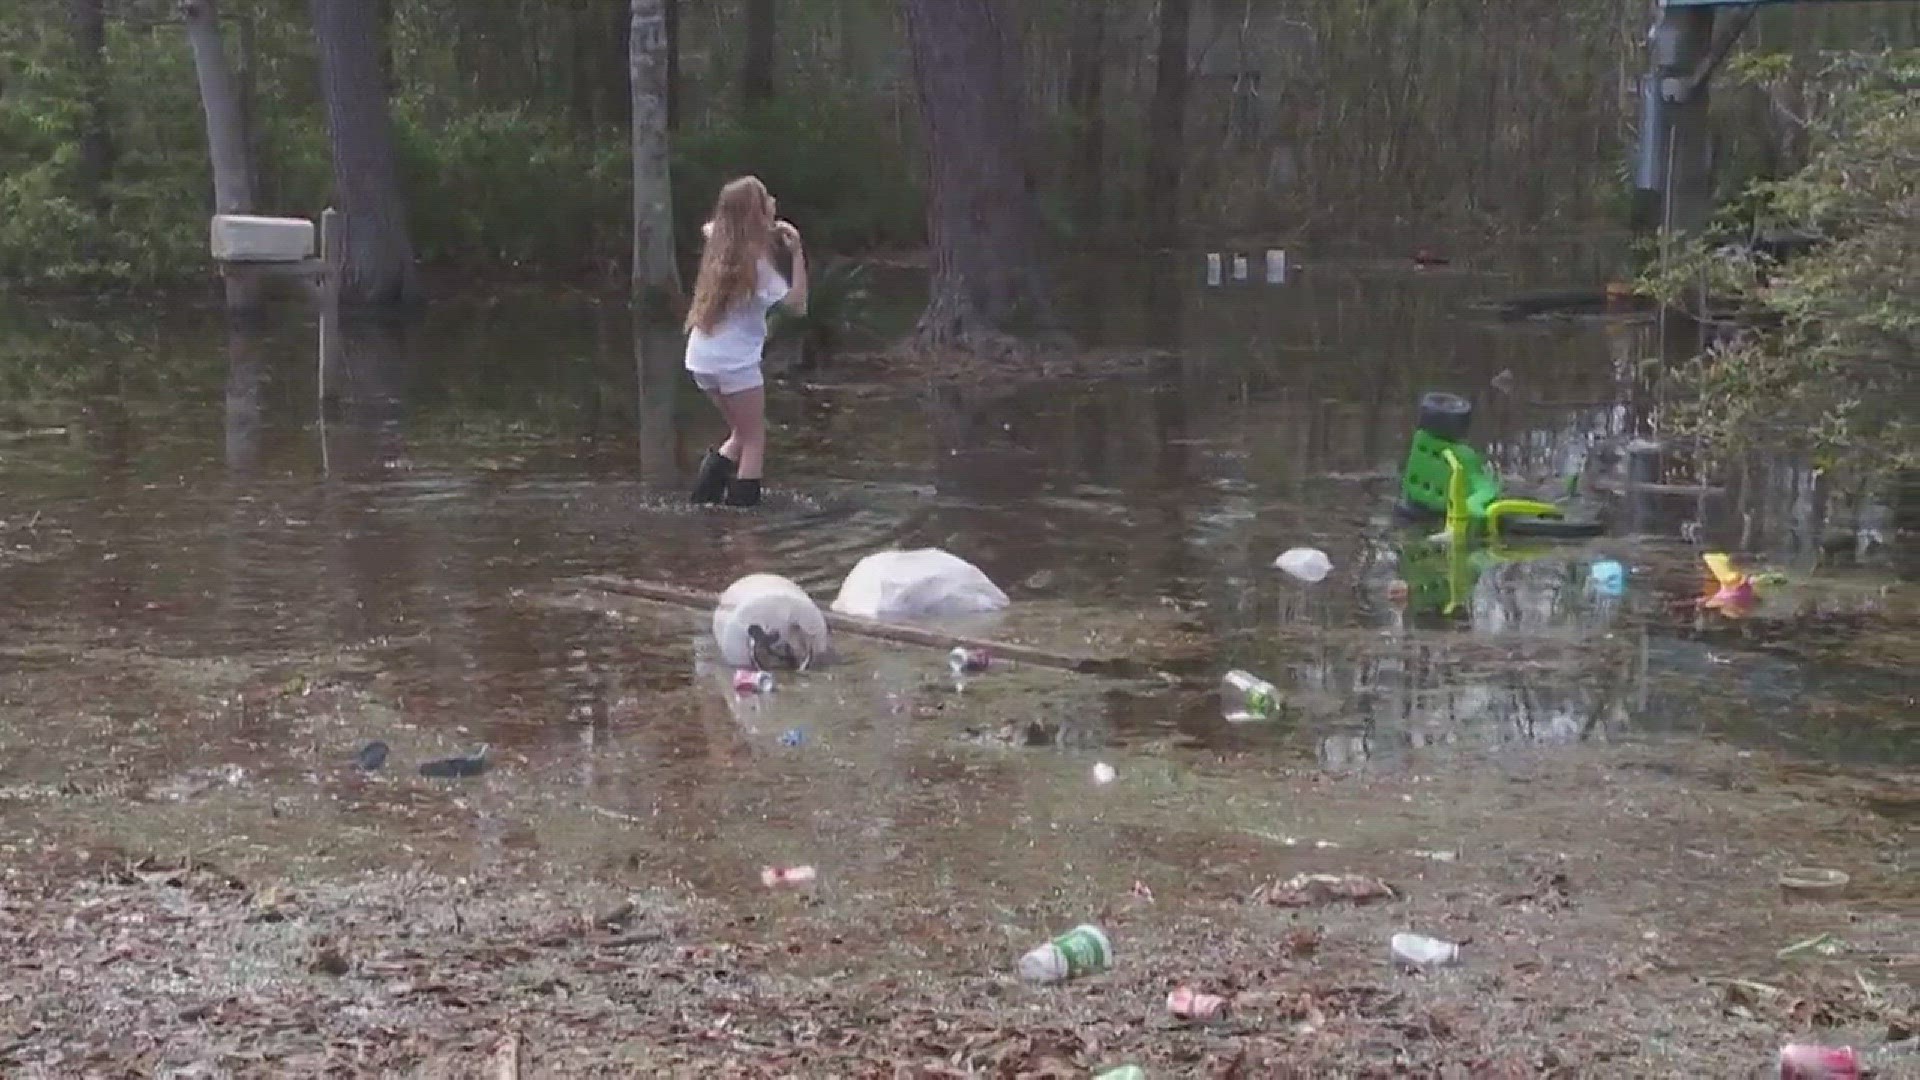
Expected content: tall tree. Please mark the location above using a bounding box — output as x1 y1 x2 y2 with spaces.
742 0 775 107
1143 0 1193 249
311 0 418 309
182 0 255 216
183 0 265 312
68 0 113 214
629 0 681 310
898 0 1053 349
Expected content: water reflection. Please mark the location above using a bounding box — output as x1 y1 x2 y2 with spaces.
0 261 1910 784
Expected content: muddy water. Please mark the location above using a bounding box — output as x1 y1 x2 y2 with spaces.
0 260 1912 901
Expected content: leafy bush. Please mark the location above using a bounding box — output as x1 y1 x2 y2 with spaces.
1643 50 1919 487
672 95 923 256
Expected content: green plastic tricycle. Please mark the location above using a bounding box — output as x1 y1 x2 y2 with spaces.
1396 392 1605 541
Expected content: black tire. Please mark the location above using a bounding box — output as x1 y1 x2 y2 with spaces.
1501 515 1606 538
1417 392 1473 440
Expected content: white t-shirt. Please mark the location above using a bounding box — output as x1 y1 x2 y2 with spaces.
685 258 789 374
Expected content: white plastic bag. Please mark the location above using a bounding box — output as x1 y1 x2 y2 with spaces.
1274 547 1334 583
712 574 831 669
830 549 1009 620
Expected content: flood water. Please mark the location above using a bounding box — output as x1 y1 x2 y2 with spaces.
2 249 1914 896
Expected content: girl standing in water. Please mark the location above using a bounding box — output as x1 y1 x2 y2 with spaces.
684 176 809 507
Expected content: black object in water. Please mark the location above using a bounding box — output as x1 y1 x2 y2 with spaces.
418 746 489 778
355 740 389 771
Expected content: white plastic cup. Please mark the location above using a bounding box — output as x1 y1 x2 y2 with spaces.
1391 932 1460 968
1231 254 1249 281
1017 924 1112 983
1266 248 1288 284
1205 253 1222 287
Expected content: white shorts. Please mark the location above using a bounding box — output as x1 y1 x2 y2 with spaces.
689 364 764 396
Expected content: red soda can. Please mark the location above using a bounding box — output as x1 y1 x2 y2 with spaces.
1779 1045 1859 1079
732 669 774 694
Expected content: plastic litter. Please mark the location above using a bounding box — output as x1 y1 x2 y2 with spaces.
1016 924 1111 984
1386 579 1410 604
1092 762 1117 785
732 669 775 694
778 728 805 747
418 745 488 779
713 574 830 670
1274 546 1334 583
1391 932 1461 968
1779 866 1850 899
1220 669 1281 721
1777 1044 1859 1078
355 740 389 771
1702 552 1758 612
1588 559 1626 598
831 549 1009 620
1095 1068 1147 1080
1166 985 1228 1021
948 646 991 675
760 865 816 888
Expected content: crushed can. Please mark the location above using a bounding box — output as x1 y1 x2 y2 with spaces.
732 669 774 694
1016 924 1111 984
948 647 990 675
1778 1045 1859 1079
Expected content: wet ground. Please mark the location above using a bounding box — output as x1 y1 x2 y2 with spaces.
1 254 1915 1076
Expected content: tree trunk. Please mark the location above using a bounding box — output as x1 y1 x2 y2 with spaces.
183 0 268 314
665 0 681 131
898 0 1054 350
1143 0 1193 250
742 0 775 107
1066 0 1106 240
311 0 418 311
68 0 114 214
629 0 682 312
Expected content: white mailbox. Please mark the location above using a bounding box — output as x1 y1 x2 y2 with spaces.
210 214 315 263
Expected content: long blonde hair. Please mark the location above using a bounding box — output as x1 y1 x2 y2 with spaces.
685 176 775 334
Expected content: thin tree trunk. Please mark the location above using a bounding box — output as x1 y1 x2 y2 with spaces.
1144 0 1193 250
898 0 1054 349
184 0 253 213
1066 0 1106 240
742 0 775 107
311 0 418 311
629 0 681 311
183 0 267 313
68 0 114 214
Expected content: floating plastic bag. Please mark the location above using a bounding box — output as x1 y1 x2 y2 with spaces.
1274 547 1333 583
712 573 831 669
830 549 1009 620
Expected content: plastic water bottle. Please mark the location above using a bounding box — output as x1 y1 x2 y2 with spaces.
732 669 774 694
1391 932 1461 968
1017 925 1112 984
1220 670 1280 721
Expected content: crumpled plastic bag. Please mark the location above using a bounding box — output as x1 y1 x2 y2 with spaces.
712 573 831 669
830 549 1009 620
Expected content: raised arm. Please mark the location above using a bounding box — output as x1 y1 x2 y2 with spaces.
775 220 808 316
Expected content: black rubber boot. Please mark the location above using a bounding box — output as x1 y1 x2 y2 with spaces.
689 449 736 504
723 478 762 508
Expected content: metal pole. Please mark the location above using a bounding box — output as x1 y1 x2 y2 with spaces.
317 207 339 476
1632 7 1716 235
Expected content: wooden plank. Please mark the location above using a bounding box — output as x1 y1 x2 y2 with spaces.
576 575 1158 680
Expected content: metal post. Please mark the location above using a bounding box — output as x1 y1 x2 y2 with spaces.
1632 7 1717 235
317 207 339 475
